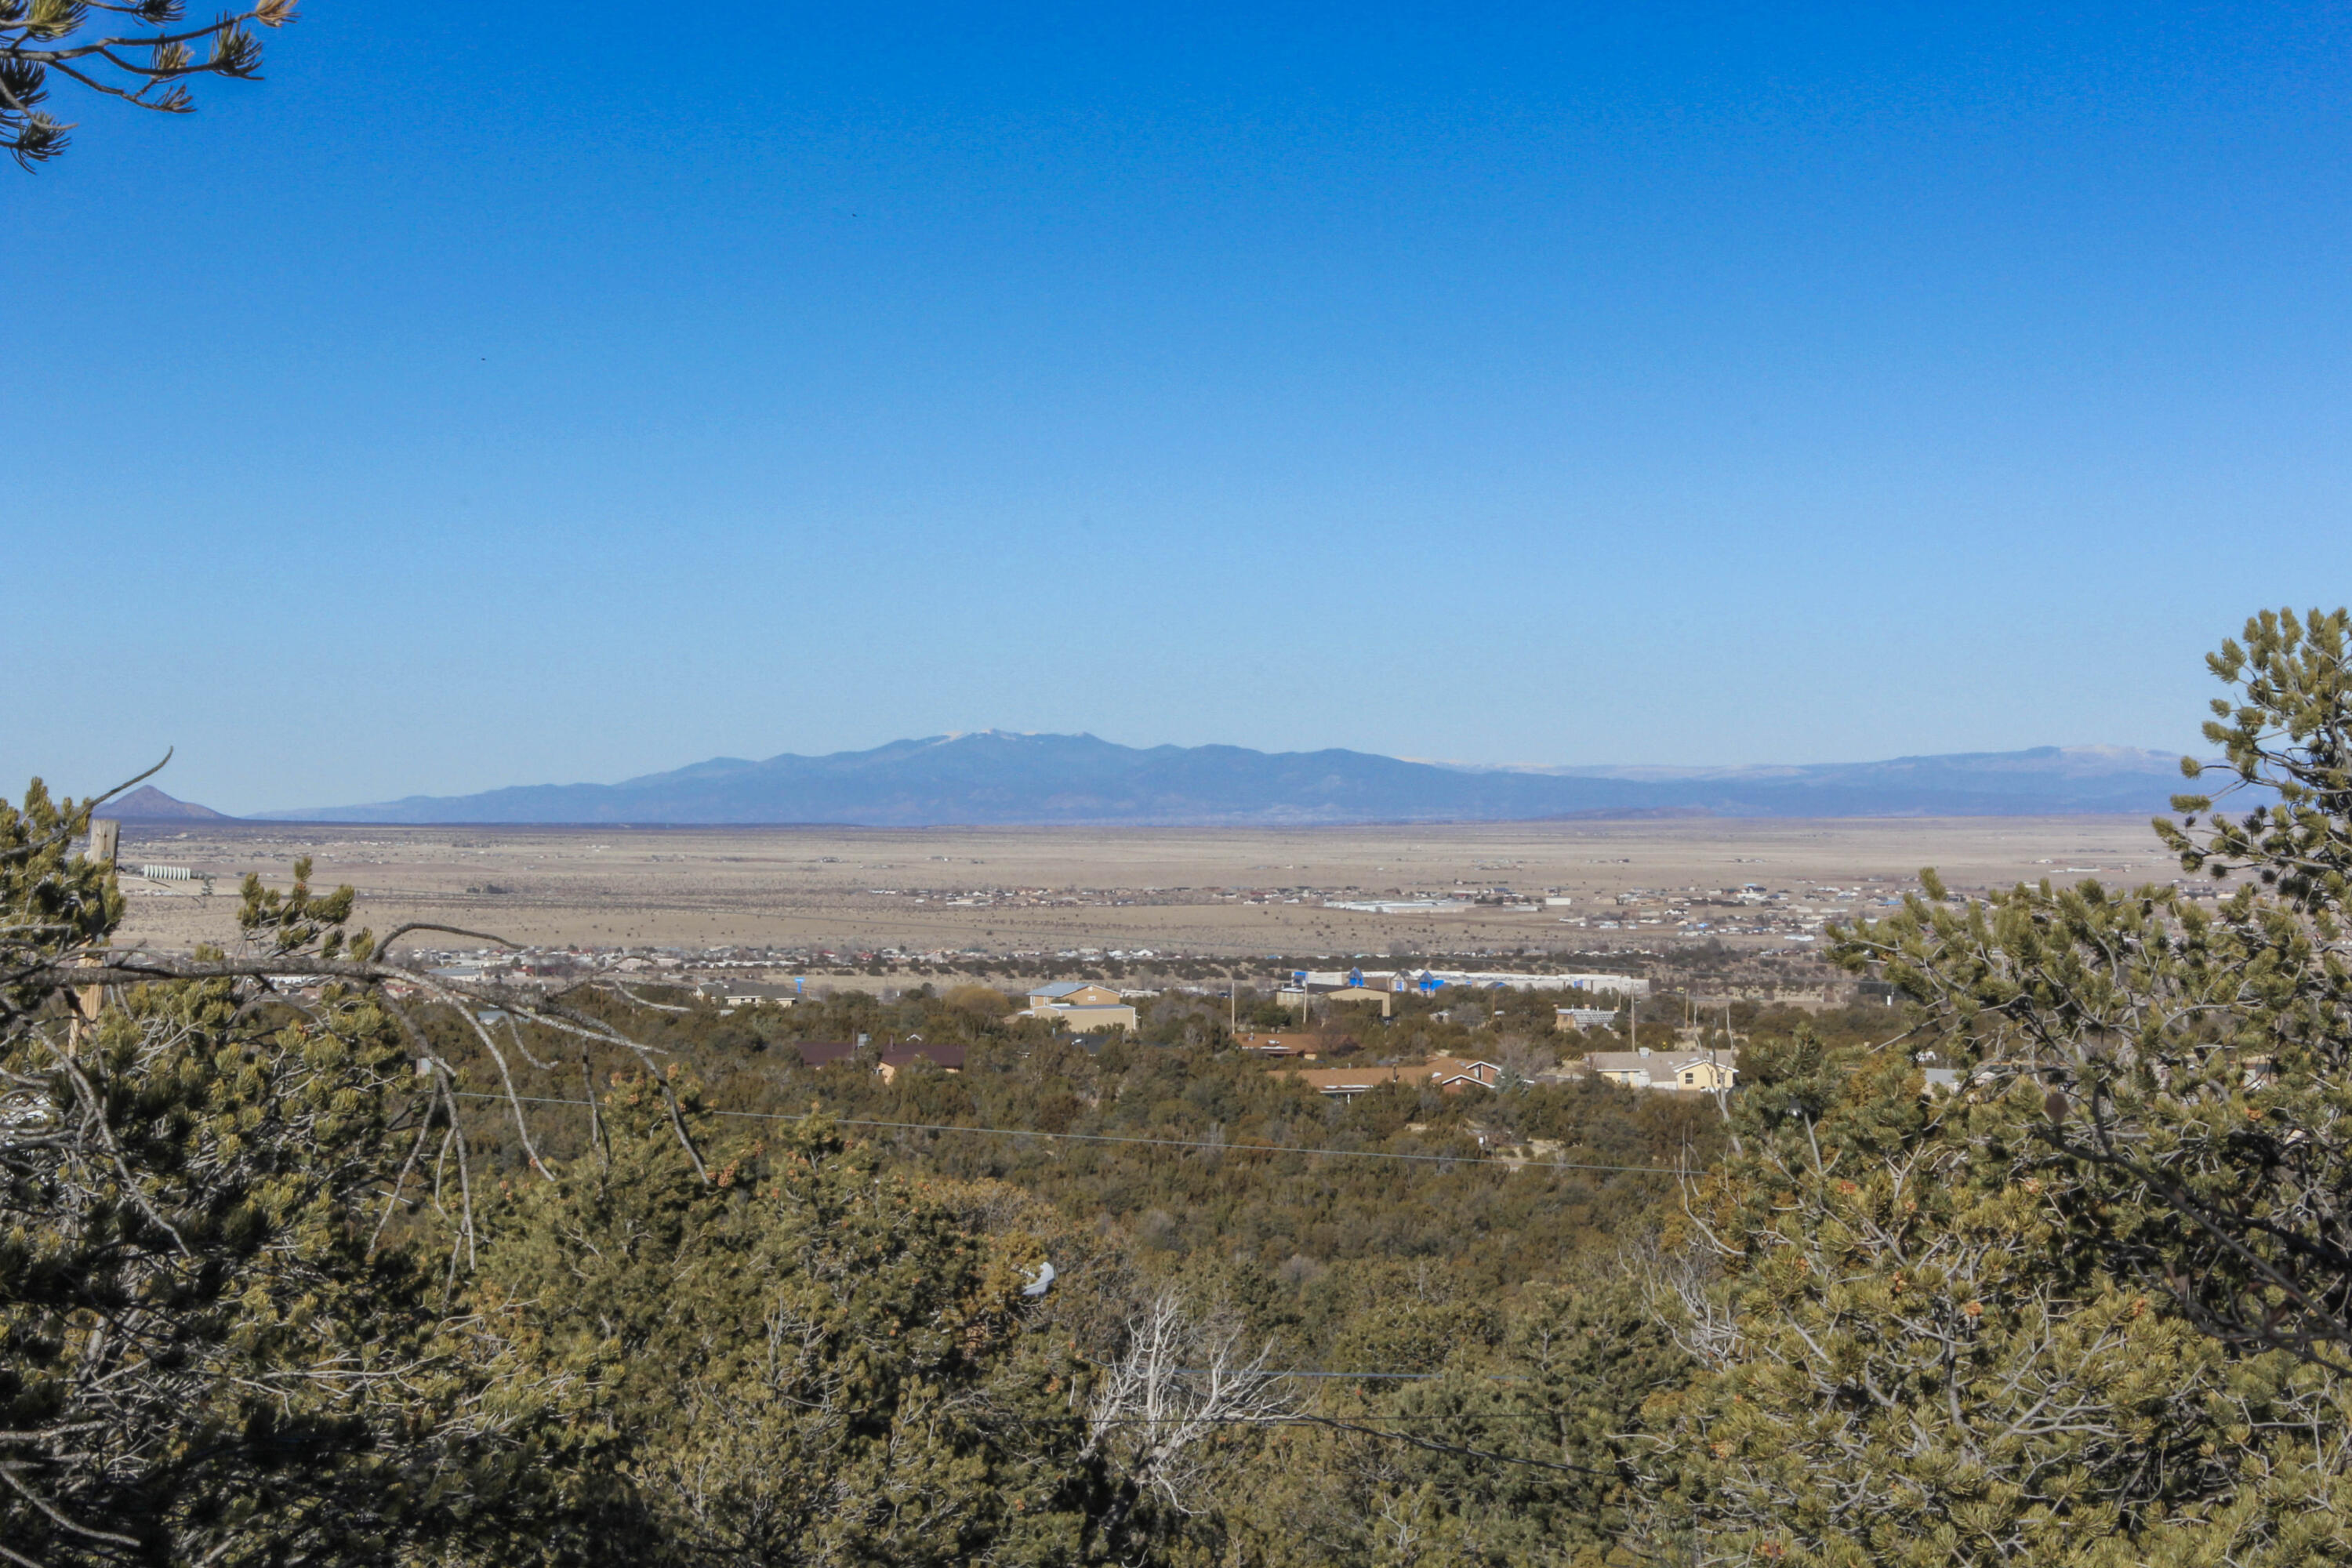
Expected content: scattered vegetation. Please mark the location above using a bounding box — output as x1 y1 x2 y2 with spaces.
9 608 2352 1563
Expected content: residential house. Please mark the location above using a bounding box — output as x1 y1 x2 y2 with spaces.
1425 1054 1504 1091
1555 1007 1620 1031
878 1040 967 1083
793 1037 967 1082
1272 1055 1503 1100
1579 1048 1737 1092
1236 1030 1327 1058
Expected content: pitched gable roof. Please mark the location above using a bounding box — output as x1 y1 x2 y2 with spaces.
880 1041 967 1072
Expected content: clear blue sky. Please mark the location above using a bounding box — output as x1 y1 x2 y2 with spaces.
8 2 2349 813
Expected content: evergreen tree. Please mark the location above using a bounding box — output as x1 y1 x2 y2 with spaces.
0 784 590 1564
2 0 297 166
1640 610 2352 1565
477 1087 1123 1566
1645 1038 2349 1566
1846 608 2352 1366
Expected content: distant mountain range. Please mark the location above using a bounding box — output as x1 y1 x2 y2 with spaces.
252 731 2194 826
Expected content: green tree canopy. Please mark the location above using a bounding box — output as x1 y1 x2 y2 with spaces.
1639 607 2352 1566
0 788 592 1563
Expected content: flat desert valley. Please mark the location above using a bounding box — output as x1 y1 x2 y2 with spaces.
105 815 2185 962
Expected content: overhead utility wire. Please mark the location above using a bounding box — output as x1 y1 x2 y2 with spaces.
441 1094 1632 1475
1147 1408 1552 1415
1178 1368 1532 1385
1288 1413 1617 1476
449 1092 1685 1176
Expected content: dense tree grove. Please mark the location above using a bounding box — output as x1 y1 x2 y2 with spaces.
9 608 2352 1563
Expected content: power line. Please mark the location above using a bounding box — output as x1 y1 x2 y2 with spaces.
437 1090 1640 1478
1235 1370 1443 1381
1298 1412 1616 1475
1095 1410 1556 1419
450 1092 1687 1176
1179 1369 1529 1383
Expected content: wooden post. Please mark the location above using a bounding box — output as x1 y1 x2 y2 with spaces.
71 819 121 1046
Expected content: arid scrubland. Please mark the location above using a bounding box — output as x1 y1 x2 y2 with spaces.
107 815 2172 957
19 612 2352 1567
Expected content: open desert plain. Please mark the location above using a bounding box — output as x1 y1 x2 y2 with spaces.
105 813 2186 960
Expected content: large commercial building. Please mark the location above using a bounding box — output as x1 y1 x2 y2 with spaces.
1289 968 1650 999
1024 982 1139 1033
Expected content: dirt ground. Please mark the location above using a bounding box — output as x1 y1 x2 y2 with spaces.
101 815 2184 960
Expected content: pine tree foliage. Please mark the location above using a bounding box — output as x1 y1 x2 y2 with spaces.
1229 1272 1687 1568
477 1087 1128 1566
15 606 2352 1563
1635 606 2352 1565
2164 605 2352 911
0 790 591 1563
1 0 296 166
1647 1041 2352 1566
0 771 719 1563
1839 608 2352 1365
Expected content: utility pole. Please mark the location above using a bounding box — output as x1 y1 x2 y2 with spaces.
73 818 120 1047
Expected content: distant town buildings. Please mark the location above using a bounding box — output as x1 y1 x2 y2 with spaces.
1279 982 1395 1018
1284 967 1650 999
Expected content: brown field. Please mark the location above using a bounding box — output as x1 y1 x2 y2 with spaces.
103 815 2183 961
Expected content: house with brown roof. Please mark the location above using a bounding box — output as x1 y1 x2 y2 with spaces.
793 1040 858 1069
878 1040 967 1083
1424 1055 1504 1091
1272 1055 1502 1100
793 1037 967 1082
